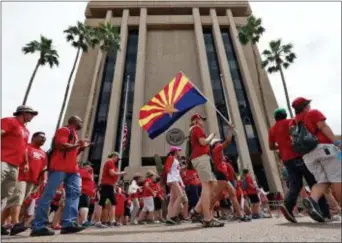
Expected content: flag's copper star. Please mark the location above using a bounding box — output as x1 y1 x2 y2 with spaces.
164 104 178 117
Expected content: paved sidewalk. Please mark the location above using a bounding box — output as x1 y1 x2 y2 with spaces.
2 217 341 242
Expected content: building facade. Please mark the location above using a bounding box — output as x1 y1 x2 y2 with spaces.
64 0 283 192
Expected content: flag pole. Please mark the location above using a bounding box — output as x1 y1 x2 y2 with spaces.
179 71 237 133
118 75 130 172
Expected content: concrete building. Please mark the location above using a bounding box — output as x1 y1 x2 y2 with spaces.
64 0 283 192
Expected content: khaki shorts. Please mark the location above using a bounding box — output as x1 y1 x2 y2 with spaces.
6 181 36 208
191 154 216 182
303 144 341 184
1 162 19 200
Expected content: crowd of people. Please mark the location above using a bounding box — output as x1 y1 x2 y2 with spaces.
1 96 341 237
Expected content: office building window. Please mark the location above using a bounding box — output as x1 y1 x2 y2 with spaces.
221 29 261 153
203 29 237 156
88 48 118 176
115 30 139 171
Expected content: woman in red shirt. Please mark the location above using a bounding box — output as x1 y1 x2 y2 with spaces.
137 171 156 223
78 164 95 226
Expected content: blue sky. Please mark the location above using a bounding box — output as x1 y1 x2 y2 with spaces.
2 1 341 150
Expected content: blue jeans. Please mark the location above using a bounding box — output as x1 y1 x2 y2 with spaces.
32 171 81 230
185 185 201 210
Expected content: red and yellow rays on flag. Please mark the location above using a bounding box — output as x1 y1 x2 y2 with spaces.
139 72 194 131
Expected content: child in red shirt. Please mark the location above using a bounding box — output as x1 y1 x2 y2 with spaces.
115 187 126 225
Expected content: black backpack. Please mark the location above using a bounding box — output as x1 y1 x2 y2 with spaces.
46 128 75 170
185 130 193 163
290 121 318 155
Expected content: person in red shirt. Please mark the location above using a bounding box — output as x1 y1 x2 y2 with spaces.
2 132 47 236
210 129 250 222
269 107 331 223
291 97 341 222
138 171 156 223
1 105 37 236
127 173 143 225
78 163 95 227
95 152 126 228
242 169 260 219
114 187 126 225
31 116 91 237
189 114 224 228
181 163 202 213
153 177 165 223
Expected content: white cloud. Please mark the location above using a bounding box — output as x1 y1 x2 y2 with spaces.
2 1 341 151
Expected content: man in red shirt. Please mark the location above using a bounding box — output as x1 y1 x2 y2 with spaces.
1 105 37 235
78 163 95 227
188 114 224 227
95 152 126 228
138 171 157 223
269 108 331 223
210 131 250 222
291 97 341 222
31 116 91 237
2 132 47 236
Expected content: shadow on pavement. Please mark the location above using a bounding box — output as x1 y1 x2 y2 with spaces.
81 225 203 236
277 222 342 229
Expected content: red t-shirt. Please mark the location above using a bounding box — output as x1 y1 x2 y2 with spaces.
295 109 332 144
269 119 301 161
80 167 95 196
225 161 236 182
18 144 47 185
49 127 79 173
245 174 257 195
100 159 119 185
1 117 29 166
181 169 201 186
155 183 165 199
190 125 209 159
211 144 228 174
142 178 154 197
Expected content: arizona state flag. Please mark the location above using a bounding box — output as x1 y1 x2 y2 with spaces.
139 72 207 139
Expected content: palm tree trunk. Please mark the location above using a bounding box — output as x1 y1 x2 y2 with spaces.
252 44 271 128
55 47 81 131
22 60 40 105
278 65 294 118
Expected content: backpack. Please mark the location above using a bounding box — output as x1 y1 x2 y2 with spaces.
290 121 318 155
46 128 75 170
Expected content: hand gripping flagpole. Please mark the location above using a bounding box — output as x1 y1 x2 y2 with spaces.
180 71 237 134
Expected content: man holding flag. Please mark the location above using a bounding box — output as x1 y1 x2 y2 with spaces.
139 72 230 227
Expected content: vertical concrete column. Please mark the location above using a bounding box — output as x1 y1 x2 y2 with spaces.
128 8 147 168
192 8 219 135
99 9 129 177
82 10 113 161
227 9 283 193
210 9 255 176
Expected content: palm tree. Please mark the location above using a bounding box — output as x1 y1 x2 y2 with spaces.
22 36 59 105
238 15 269 127
55 22 99 131
261 39 297 118
81 22 121 138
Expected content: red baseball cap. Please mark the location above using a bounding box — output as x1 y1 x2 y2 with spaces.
191 114 207 122
292 97 311 109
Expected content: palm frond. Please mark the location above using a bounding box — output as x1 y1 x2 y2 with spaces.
282 62 290 69
267 66 279 73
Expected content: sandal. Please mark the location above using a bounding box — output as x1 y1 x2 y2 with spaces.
190 209 203 224
202 219 225 228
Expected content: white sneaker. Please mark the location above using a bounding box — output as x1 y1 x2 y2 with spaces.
131 220 138 225
95 222 108 228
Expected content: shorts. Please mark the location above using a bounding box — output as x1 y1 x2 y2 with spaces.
79 194 90 209
213 169 228 181
248 194 260 204
99 184 117 207
154 197 162 210
191 155 216 182
6 181 36 208
1 162 19 200
50 204 59 214
303 144 341 183
142 196 154 212
124 206 131 217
